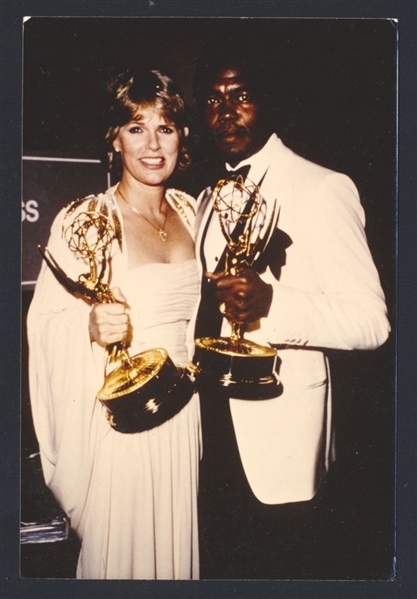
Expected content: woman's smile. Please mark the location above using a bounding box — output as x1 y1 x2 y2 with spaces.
140 157 165 167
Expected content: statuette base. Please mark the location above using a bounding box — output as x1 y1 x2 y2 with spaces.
191 337 282 400
97 348 194 433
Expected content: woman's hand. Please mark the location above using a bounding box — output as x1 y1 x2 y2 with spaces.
89 287 129 347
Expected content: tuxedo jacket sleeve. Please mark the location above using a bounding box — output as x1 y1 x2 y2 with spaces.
263 169 389 351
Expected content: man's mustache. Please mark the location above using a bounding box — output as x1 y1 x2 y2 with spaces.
213 125 248 138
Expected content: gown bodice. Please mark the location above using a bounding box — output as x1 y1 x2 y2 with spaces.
115 259 199 367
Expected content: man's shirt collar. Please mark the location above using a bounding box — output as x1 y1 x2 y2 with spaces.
225 133 279 185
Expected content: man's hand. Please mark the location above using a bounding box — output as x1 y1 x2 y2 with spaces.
206 267 273 324
89 287 129 347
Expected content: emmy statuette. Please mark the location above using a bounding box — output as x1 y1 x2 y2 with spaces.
39 199 193 433
191 177 283 399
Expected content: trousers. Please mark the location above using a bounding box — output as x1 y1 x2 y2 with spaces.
198 385 326 580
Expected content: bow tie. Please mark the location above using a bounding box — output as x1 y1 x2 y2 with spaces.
212 164 251 189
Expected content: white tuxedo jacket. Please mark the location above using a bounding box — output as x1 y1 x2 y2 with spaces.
191 135 390 505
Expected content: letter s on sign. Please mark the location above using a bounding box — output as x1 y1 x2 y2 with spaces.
22 200 40 222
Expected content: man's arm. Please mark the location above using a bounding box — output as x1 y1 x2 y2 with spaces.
210 172 390 351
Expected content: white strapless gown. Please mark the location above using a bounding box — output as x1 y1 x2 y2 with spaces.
76 259 201 579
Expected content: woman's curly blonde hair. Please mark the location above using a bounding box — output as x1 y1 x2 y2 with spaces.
102 67 191 174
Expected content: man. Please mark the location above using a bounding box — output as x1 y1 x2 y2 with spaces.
190 42 391 579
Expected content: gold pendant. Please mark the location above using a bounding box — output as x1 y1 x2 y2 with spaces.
159 230 167 242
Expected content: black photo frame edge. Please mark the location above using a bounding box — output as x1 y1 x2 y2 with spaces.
1 1 416 598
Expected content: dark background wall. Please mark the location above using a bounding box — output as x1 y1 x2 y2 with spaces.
22 16 396 579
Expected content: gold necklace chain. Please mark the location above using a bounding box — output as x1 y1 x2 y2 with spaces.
117 187 168 242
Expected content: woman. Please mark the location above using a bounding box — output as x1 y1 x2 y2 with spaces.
28 68 201 579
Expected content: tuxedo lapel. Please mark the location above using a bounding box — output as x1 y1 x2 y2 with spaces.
195 188 215 274
196 138 296 279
